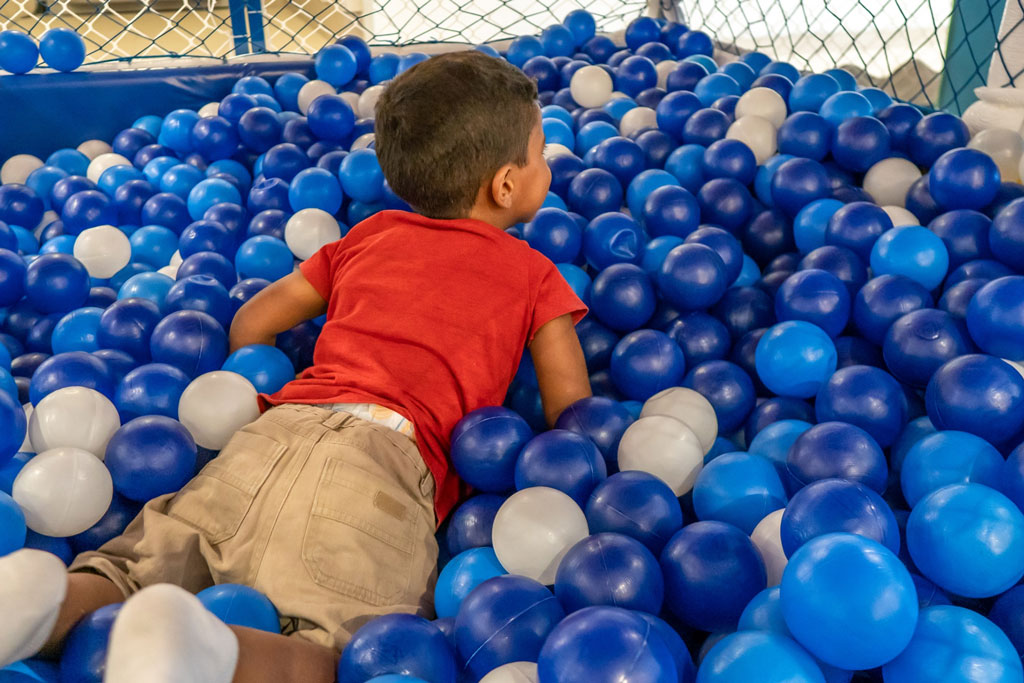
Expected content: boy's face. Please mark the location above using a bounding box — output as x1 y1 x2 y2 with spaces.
510 111 552 224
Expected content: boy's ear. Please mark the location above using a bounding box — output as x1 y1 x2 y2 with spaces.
490 163 516 209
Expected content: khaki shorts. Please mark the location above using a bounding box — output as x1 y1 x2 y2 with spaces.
69 403 439 651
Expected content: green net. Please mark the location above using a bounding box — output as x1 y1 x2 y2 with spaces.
677 0 1014 113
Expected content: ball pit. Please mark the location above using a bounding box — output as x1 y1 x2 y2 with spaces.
5 12 1024 682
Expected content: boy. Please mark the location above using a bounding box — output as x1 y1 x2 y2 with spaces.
0 50 590 683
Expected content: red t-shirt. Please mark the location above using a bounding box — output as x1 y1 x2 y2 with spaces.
259 210 588 524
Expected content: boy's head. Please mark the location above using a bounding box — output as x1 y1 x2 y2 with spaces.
375 51 550 226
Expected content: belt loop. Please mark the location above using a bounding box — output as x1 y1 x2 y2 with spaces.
321 411 351 430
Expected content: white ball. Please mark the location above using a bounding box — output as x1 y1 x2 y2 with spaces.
969 128 1024 183
479 662 539 683
492 486 589 585
358 85 385 119
284 208 341 260
177 371 260 450
726 116 778 165
882 205 918 227
13 447 113 537
641 387 718 454
20 403 33 454
543 144 574 160
198 101 220 118
351 133 376 151
570 65 614 108
1004 358 1024 383
86 152 132 184
1 154 44 185
297 80 337 115
340 91 361 113
862 157 922 207
750 508 787 587
29 386 120 458
169 250 183 267
735 87 787 128
38 210 59 232
158 264 179 279
655 60 678 89
77 139 113 160
619 107 657 137
73 226 132 279
617 415 705 496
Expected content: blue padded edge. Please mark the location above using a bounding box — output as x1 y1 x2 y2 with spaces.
0 58 314 161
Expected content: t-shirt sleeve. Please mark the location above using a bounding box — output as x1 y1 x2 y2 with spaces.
528 255 589 344
299 239 343 301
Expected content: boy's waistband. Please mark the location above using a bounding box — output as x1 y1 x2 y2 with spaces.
319 402 416 441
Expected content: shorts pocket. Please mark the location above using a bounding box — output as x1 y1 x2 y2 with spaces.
301 455 416 606
167 430 287 544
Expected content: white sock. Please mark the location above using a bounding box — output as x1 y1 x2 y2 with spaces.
0 548 67 668
104 584 239 683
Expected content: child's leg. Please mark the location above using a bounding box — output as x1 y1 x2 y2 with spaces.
37 572 125 658
230 626 338 683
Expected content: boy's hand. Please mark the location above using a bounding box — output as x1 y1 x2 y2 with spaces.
229 271 328 352
529 314 592 428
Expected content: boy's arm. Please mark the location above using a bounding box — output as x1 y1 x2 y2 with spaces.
529 313 592 428
229 271 328 352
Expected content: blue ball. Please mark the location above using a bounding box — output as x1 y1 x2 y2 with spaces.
930 148 1001 215
775 269 850 338
825 201 892 262
702 139 756 185
554 532 664 614
29 350 115 404
712 285 774 340
565 10 597 46
235 236 293 282
445 494 504 557
141 192 190 233
0 249 26 308
681 108 730 147
455 575 564 680
59 603 121 683
988 585 1024 660
872 223 950 290
450 407 532 493
884 307 971 390
781 533 917 670
771 158 830 217
657 243 728 311
626 169 678 219
149 309 227 378
514 429 606 507
901 430 1003 508
815 364 906 448
683 360 756 434
700 631 826 683
876 103 924 152
62 189 116 235
661 521 766 631
582 212 643 270
272 72 309 112
227 278 270 313
751 73 794 100
575 121 619 157
853 274 933 346
221 344 296 395
967 276 1024 360
693 451 787 533
26 166 69 211
885 605 1022 683
506 35 543 68
190 116 239 162
642 186 700 240
164 274 233 330
340 613 457 683
792 198 842 255
781 478 899 557
197 584 279 633
434 547 506 619
288 167 342 214
655 91 702 141
305 95 355 144
0 30 38 74
590 264 655 332
615 56 658 97
755 320 837 398
697 178 753 233
908 112 970 167
694 73 740 107
818 91 873 126
665 312 731 367
314 44 357 86
584 470 682 555
989 198 1024 270
665 61 710 93
51 307 103 354
831 116 891 173
237 107 283 153
555 396 634 467
908 483 1024 597
105 415 197 502
761 61 800 83
523 208 581 263
610 329 685 401
339 149 384 204
926 353 1024 447
789 73 841 112
114 362 190 422
0 490 26 554
747 417 813 492
788 421 887 493
261 143 310 182
116 272 173 311
159 109 200 155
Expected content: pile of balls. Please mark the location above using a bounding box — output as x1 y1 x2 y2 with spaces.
3 7 1024 683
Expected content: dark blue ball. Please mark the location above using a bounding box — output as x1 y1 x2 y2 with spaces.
555 396 635 467
682 108 731 147
105 415 197 502
945 258 1013 288
742 209 795 266
697 178 753 232
568 168 623 220
877 103 924 152
788 421 888 493
610 329 686 401
585 471 683 555
683 360 756 433
775 269 851 338
744 396 814 444
712 286 775 340
908 112 969 167
450 406 533 493
938 277 986 320
515 429 606 507
825 201 893 261
703 139 757 185
149 309 228 378
853 274 933 346
29 350 115 404
883 308 972 388
642 185 700 239
989 198 1024 271
770 158 831 217
554 532 663 614
141 192 190 233
657 243 729 311
686 226 744 284
781 478 899 557
751 74 794 100
798 244 868 297
590 264 656 332
831 116 891 173
547 153 585 198
926 354 1024 447
816 364 907 447
164 274 233 330
665 61 709 93
445 493 504 557
340 614 457 683
929 147 1001 211
928 209 992 269
905 175 942 225
634 129 674 168
665 312 731 366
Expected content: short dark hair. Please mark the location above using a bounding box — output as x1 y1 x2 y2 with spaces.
375 51 539 219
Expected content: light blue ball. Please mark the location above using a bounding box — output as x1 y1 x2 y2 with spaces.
870 225 949 291
755 321 837 399
901 431 1004 507
434 547 506 619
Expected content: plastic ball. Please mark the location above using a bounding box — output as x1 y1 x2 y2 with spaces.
339 613 456 683
787 421 887 493
450 407 532 494
927 147 1001 212
754 321 836 398
59 602 121 683
926 354 1024 446
901 430 1002 508
555 396 634 467
617 414 704 497
693 451 787 534
661 521 766 631
149 310 228 379
283 208 340 261
883 308 971 388
0 29 38 74
770 158 831 217
514 429 605 508
28 385 119 458
176 370 258 450
682 360 756 434
818 91 873 127
51 306 103 354
195 583 279 633
12 446 113 536
553 532 663 614
780 533 917 670
491 486 587 584
70 226 131 280
104 415 196 502
584 471 682 555
24 253 88 315
453 575 563 680
908 483 1024 597
870 225 949 291
966 276 1024 360
773 269 850 339
781 479 899 558
656 243 728 311
113 362 190 423
234 235 292 282
695 178 753 233
681 108 730 147
908 113 970 167
699 631 826 683
221 344 294 395
29 350 115 405
581 212 642 270
434 546 507 620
